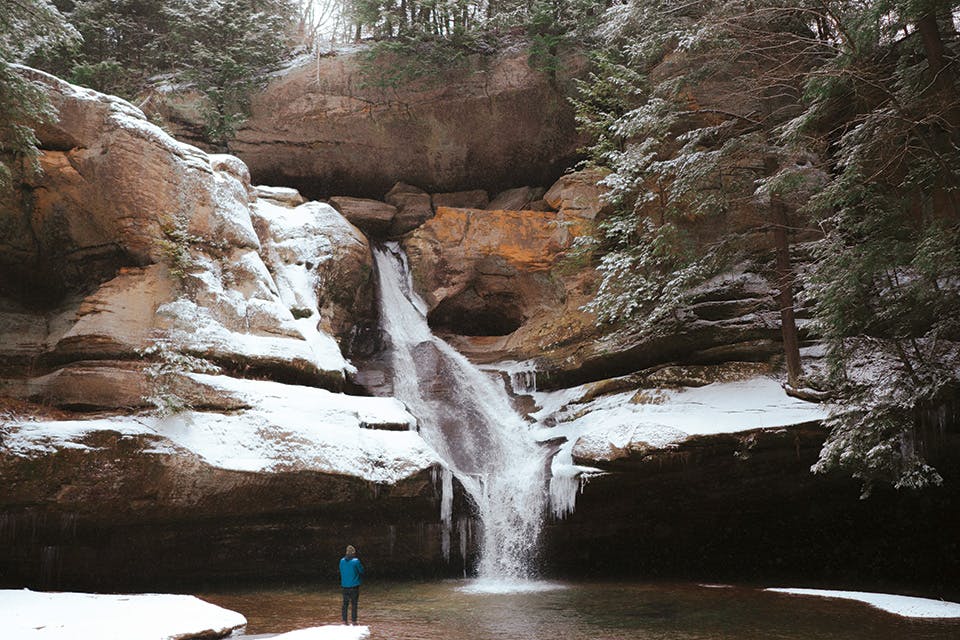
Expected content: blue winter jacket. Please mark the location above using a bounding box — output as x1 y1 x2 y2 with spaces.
339 556 364 588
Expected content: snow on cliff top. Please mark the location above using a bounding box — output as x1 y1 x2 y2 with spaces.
766 588 960 618
3 375 439 484
1 589 246 640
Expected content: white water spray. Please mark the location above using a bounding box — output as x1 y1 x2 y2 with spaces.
374 244 549 581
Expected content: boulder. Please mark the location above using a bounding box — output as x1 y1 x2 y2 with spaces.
385 183 434 236
526 199 553 211
402 205 585 337
251 199 376 345
487 186 547 211
543 168 610 219
172 48 587 199
253 184 306 207
394 205 598 366
328 196 397 236
431 189 489 211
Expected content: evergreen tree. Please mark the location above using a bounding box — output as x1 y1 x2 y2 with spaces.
166 0 297 148
574 1 818 335
26 0 298 147
0 0 77 190
790 0 960 495
574 0 960 492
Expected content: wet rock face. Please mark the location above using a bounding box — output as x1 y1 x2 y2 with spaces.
544 424 960 597
214 49 584 199
0 429 475 590
395 169 788 386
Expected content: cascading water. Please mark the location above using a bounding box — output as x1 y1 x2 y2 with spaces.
373 243 550 582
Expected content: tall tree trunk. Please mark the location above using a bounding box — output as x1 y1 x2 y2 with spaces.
764 155 803 388
771 192 803 388
916 10 960 136
916 9 960 216
917 11 950 93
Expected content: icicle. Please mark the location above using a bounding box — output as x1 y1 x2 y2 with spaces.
441 467 453 560
548 462 582 520
511 366 538 394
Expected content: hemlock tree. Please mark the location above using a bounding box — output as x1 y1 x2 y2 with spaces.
574 0 820 369
29 0 176 97
166 0 298 148
0 0 77 190
574 0 960 492
791 0 960 495
26 0 298 148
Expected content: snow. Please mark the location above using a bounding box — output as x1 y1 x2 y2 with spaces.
3 374 439 484
254 185 305 206
766 588 960 619
1 589 246 640
110 110 211 174
250 199 368 377
271 626 370 640
528 376 829 517
205 169 261 250
157 297 348 380
537 377 827 446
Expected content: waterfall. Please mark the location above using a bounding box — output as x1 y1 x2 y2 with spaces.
373 243 549 582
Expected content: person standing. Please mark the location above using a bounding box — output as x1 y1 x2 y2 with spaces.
339 544 364 625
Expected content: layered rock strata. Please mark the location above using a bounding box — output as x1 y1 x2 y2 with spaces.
0 68 472 589
161 47 584 198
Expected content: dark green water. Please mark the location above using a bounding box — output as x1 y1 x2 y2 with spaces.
201 580 960 639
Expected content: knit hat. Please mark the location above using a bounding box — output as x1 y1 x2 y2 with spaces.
345 545 356 556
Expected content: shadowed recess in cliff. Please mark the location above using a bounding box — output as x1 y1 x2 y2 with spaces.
373 242 553 583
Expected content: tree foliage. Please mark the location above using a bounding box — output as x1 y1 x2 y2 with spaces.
575 1 820 326
575 0 960 492
348 0 607 84
0 0 76 189
24 0 298 147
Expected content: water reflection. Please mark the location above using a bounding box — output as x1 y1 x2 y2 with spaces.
200 581 960 640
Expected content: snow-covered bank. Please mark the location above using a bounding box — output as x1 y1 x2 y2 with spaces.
1 589 246 639
2 374 440 484
766 588 960 618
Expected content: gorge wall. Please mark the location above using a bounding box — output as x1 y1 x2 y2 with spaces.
1 59 958 596
0 67 474 590
158 47 585 199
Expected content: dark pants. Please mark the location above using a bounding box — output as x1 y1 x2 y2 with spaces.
341 586 359 623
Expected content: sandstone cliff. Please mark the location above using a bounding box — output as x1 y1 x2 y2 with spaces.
2 65 957 597
158 47 584 199
0 68 468 589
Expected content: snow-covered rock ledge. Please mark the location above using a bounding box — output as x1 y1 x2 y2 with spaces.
766 588 960 619
2 589 246 640
529 373 829 517
3 374 438 484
